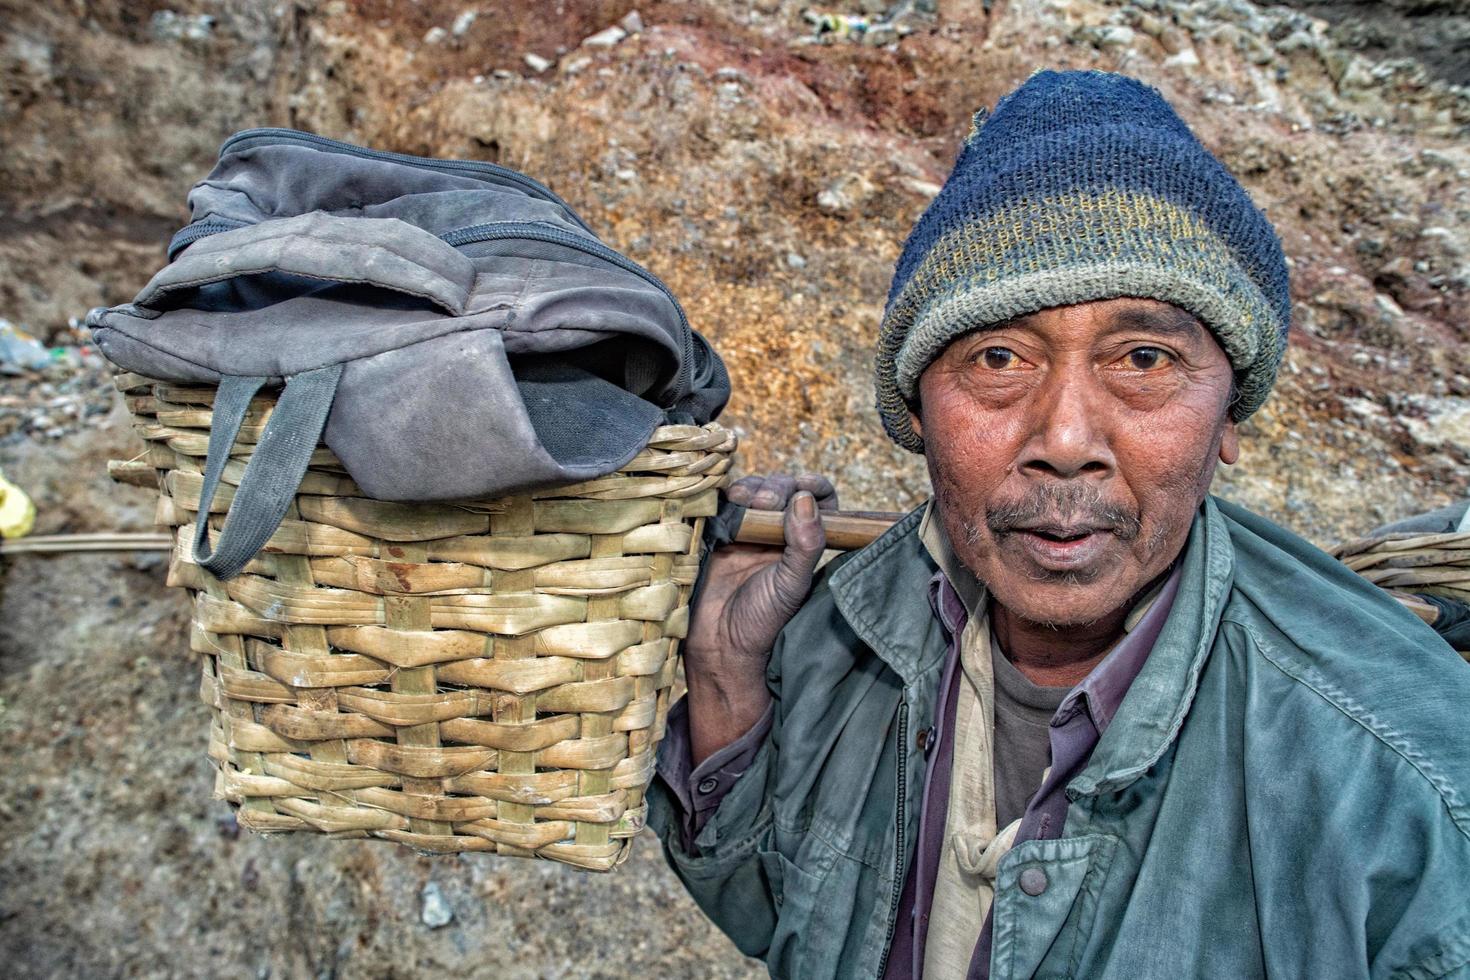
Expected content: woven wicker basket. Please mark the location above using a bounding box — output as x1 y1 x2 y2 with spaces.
1333 527 1470 660
110 370 736 870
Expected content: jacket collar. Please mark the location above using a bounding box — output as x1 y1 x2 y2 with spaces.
916 500 987 619
1068 496 1237 797
828 503 950 687
828 495 1238 794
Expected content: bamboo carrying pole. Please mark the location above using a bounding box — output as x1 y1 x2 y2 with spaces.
733 509 1445 626
733 509 905 552
1 510 1444 626
0 532 173 554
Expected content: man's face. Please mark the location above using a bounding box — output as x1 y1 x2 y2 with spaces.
910 297 1240 629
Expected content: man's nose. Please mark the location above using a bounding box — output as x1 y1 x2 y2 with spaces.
1019 370 1115 480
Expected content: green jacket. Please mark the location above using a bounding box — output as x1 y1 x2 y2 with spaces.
649 496 1470 979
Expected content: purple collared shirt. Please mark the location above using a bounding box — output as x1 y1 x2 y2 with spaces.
886 561 1184 979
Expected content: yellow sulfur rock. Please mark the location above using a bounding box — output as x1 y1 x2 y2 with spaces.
0 469 36 538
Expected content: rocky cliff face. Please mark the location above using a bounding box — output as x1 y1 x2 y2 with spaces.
1 2 1466 976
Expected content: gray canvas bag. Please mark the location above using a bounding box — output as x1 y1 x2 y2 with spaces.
87 128 728 580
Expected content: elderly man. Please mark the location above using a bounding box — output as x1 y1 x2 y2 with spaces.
648 70 1470 979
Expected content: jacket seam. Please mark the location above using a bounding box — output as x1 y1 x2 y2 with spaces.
1073 498 1234 796
771 794 886 874
1228 616 1470 842
673 808 776 879
809 821 886 874
1388 932 1470 980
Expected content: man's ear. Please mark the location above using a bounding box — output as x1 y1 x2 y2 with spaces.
1219 419 1239 465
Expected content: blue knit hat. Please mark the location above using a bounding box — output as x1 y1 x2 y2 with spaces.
875 69 1291 453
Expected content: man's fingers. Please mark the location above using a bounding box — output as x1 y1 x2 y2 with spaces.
726 476 765 505
794 473 839 510
769 491 826 604
726 472 839 513
711 490 830 659
749 473 797 511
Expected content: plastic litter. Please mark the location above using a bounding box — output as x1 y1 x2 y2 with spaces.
799 9 912 45
803 10 870 38
0 320 52 375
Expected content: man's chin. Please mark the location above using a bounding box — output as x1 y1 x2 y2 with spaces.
984 570 1137 630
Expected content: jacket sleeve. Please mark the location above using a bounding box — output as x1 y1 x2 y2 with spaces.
652 697 775 854
647 544 864 962
646 629 788 960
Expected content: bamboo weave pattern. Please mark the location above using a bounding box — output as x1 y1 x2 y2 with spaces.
1333 528 1470 661
112 370 737 870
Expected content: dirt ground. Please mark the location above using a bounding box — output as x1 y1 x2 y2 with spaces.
1 1 1467 976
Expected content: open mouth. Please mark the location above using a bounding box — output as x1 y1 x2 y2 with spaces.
1010 525 1112 570
1025 526 1099 543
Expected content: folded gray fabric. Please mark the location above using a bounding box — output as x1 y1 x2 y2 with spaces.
88 128 729 578
1367 500 1470 537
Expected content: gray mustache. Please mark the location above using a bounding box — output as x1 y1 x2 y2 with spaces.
984 483 1143 540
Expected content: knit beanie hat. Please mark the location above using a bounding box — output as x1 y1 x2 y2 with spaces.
875 69 1291 453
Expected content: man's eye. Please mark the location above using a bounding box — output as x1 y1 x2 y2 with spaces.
1126 346 1171 371
980 347 1016 370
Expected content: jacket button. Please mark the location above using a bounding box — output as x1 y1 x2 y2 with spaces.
697 777 719 795
1019 867 1048 896
916 727 935 753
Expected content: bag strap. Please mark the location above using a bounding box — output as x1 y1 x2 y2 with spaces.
136 212 475 316
191 365 343 580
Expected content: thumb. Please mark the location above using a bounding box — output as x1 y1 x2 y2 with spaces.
769 491 826 605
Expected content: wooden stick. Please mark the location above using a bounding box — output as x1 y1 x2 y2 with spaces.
0 518 1447 627
0 532 173 554
734 509 904 552
1393 592 1444 625
9 516 886 554
733 509 1444 626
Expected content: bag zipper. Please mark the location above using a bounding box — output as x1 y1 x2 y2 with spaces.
218 128 592 234
168 130 593 256
876 698 911 978
441 220 695 397
167 218 247 259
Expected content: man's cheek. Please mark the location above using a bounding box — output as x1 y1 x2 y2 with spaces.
936 409 1019 473
935 440 1004 512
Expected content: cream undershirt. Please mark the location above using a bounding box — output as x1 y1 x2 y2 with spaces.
916 501 1161 979
917 505 1014 977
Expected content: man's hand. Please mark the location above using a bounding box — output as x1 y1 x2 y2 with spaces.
684 473 837 765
